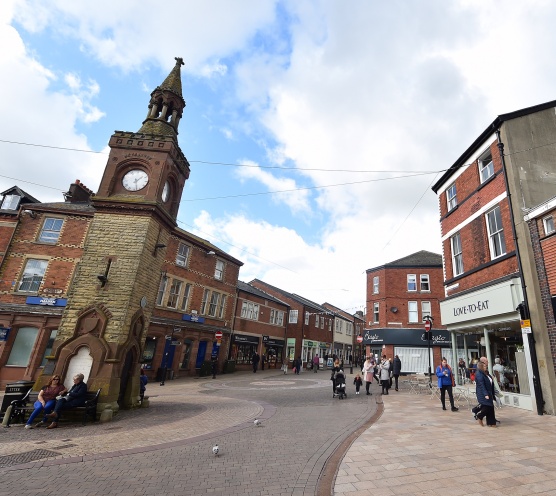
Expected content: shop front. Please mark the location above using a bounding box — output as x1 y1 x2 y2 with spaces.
262 336 285 369
229 334 260 369
440 277 535 411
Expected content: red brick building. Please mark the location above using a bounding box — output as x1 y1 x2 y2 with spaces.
0 60 243 416
433 100 556 414
365 251 457 373
249 279 334 368
230 281 289 370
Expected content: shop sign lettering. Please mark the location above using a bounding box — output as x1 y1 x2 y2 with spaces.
420 333 448 343
364 331 382 342
453 300 489 317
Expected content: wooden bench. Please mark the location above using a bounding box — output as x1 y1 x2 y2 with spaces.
5 387 101 427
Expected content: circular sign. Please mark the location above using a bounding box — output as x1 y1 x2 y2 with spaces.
424 321 432 331
356 335 363 343
215 331 223 340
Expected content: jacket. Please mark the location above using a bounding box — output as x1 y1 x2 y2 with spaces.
362 360 374 382
475 369 495 406
379 360 391 381
66 381 88 406
435 365 454 387
393 357 402 375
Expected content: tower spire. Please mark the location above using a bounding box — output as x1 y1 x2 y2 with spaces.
138 57 186 136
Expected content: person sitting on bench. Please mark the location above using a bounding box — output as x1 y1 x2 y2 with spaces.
46 373 87 429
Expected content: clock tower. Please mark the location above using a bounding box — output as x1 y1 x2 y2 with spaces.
48 58 191 420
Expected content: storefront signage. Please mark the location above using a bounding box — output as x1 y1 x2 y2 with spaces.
363 328 451 346
263 338 284 347
440 278 522 326
42 288 63 295
0 327 10 341
232 334 260 345
182 314 205 323
25 296 67 307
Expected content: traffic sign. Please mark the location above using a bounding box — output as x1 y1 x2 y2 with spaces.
215 331 223 340
356 335 363 343
424 320 432 331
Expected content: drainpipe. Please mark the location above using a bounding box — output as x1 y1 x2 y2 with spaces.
496 128 544 415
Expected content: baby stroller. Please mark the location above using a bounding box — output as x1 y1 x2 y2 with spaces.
334 369 347 400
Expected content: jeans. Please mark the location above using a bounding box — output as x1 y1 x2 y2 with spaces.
26 399 56 425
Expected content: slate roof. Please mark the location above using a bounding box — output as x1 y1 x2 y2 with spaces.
366 250 442 272
249 279 329 312
236 281 289 307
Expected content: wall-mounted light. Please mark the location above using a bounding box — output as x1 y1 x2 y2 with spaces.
23 210 36 219
97 274 108 287
206 250 216 256
154 243 166 255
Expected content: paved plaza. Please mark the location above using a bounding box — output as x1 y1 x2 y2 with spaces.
1 370 556 495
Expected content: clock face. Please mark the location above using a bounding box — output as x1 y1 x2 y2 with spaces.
122 169 149 191
162 181 170 202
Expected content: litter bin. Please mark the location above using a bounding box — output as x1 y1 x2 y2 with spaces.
1 380 35 414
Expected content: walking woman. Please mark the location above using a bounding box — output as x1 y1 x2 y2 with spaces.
379 355 391 395
362 356 374 395
475 358 497 427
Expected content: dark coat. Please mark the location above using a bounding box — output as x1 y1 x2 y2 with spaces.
393 357 402 375
65 381 88 407
475 369 495 407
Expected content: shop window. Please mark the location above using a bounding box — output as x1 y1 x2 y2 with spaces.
38 218 64 243
18 258 48 293
421 301 431 322
40 329 57 367
231 342 257 365
6 327 39 366
142 337 157 369
373 303 379 323
180 340 192 369
373 276 379 294
289 309 298 324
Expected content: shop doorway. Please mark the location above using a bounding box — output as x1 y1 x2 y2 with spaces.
195 341 208 369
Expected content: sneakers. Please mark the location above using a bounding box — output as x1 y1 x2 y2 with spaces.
24 424 33 429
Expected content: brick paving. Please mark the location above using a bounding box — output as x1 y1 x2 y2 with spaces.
2 372 556 495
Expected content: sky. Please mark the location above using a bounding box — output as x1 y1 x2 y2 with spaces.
1 0 556 317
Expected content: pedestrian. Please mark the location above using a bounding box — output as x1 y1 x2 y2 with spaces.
24 375 66 429
362 356 374 395
211 356 217 379
435 358 458 412
353 373 363 395
282 357 288 374
379 355 391 395
392 355 402 391
475 357 498 427
295 356 301 374
261 354 266 371
331 359 341 396
45 373 88 429
313 354 319 373
140 369 148 402
252 352 260 373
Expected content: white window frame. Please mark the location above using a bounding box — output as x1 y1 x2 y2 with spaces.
373 276 379 294
321 317 324 329
18 258 48 293
451 233 463 277
289 309 298 324
315 314 319 328
421 301 431 322
346 322 352 336
407 274 417 292
305 312 310 325
166 279 182 309
156 276 168 306
543 215 555 235
328 320 332 332
217 295 226 319
1 194 20 210
176 243 190 267
38 217 64 243
214 260 224 280
446 183 457 212
420 274 430 292
486 206 506 259
408 301 418 323
270 309 285 326
241 301 259 320
200 289 210 315
373 302 379 323
208 292 221 317
479 150 494 183
180 283 192 311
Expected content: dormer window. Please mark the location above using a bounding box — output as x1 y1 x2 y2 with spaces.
1 194 20 210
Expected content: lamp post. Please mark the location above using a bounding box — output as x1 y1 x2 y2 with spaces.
160 327 180 386
423 315 433 389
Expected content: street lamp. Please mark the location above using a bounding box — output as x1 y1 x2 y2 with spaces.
423 315 433 389
160 327 181 386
